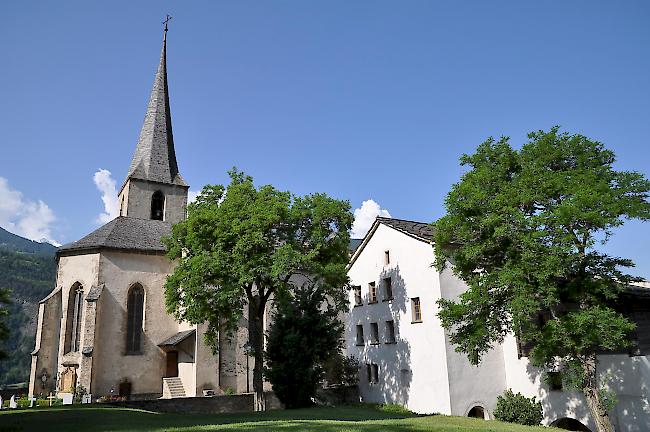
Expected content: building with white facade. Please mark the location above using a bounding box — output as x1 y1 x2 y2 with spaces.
346 216 650 431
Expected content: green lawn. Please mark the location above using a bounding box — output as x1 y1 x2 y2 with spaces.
0 405 553 432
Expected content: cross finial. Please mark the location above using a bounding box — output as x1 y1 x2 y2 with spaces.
163 14 172 33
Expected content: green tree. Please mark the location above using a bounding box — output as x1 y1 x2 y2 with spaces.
0 286 10 360
433 127 649 432
164 169 352 411
265 281 344 408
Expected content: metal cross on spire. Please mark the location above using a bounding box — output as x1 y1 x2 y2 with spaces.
163 14 172 33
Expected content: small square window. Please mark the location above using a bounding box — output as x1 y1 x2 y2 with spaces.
383 277 393 300
368 282 377 303
370 322 379 344
384 250 390 265
385 320 396 344
411 297 422 323
353 285 362 306
356 324 365 345
547 372 563 391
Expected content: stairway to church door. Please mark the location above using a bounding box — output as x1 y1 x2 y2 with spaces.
165 351 178 377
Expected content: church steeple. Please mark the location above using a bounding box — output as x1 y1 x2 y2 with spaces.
124 20 186 188
118 19 189 224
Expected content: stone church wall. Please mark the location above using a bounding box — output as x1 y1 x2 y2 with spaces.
28 288 62 397
56 253 100 394
92 251 179 397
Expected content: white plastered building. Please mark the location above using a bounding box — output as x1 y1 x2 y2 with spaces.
346 217 650 431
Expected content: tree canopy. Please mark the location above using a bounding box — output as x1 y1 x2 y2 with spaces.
433 127 649 432
164 168 352 410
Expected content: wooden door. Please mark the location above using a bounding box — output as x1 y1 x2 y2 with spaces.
165 351 178 377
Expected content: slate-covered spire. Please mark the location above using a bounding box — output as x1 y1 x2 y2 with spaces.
125 24 187 187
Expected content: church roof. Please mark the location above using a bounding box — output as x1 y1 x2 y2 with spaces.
124 29 187 188
57 217 171 256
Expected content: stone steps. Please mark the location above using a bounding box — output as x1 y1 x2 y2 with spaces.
162 377 186 399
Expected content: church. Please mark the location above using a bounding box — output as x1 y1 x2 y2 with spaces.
28 27 252 400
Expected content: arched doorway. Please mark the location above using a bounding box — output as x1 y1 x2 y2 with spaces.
550 417 592 432
467 405 486 419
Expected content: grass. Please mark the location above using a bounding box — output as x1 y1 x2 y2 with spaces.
0 404 553 432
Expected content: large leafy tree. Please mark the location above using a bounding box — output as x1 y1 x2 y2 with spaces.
265 280 344 408
433 127 649 432
164 169 352 411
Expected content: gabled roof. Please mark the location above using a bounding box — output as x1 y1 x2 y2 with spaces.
57 217 171 256
349 217 434 267
124 30 187 188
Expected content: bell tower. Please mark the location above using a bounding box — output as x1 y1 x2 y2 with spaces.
118 21 189 224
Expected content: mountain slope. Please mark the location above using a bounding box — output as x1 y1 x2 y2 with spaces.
0 227 56 385
0 227 57 255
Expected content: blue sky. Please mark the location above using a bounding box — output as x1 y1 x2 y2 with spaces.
1 1 649 276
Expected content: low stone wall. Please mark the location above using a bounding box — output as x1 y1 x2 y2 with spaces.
106 391 283 414
316 386 360 406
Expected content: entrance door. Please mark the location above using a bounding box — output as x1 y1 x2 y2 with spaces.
165 351 178 377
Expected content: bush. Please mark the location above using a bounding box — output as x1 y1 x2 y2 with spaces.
324 354 359 387
493 389 543 426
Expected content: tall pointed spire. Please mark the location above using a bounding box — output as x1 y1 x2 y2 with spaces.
125 19 186 187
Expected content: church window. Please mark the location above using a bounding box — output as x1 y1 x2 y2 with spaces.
151 191 165 220
64 283 84 354
126 284 145 354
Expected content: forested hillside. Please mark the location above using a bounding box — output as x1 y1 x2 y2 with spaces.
0 227 56 385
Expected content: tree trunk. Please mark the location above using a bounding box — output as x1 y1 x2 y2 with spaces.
582 354 614 432
248 297 266 411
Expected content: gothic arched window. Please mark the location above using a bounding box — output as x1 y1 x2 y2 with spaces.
64 283 84 353
151 191 165 220
126 284 145 354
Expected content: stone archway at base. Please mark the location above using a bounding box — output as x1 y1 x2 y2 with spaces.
467 406 486 419
550 417 592 432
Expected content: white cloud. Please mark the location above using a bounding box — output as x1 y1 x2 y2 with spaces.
0 177 60 246
351 199 391 238
93 169 119 223
187 190 200 204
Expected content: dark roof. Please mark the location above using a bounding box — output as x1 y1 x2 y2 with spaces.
349 238 362 253
377 217 434 241
57 217 171 256
85 284 104 302
125 32 187 188
158 329 196 347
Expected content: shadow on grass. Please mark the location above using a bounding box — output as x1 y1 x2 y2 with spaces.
0 405 418 432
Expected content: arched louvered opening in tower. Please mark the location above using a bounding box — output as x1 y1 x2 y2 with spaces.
151 191 165 220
